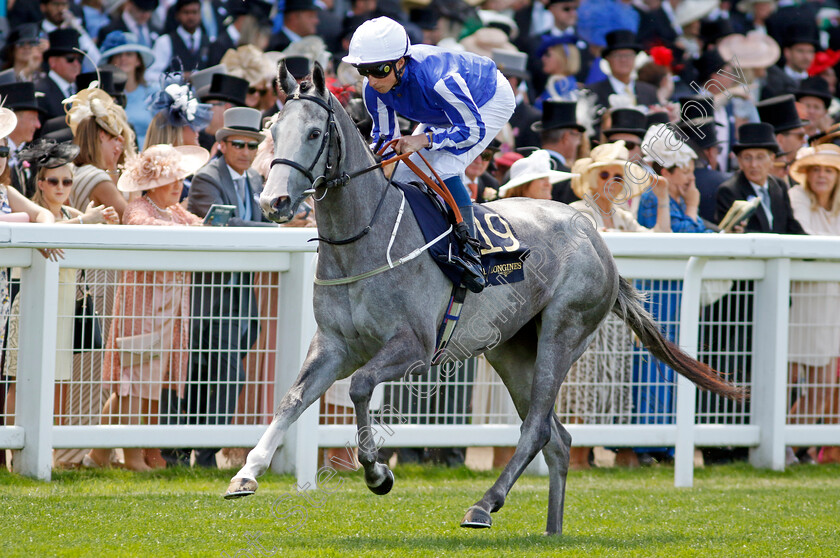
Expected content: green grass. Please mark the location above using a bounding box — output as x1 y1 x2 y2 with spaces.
1 463 839 557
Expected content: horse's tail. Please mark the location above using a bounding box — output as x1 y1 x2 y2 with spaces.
612 275 747 401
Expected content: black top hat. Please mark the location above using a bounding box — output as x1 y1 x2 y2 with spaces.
0 82 45 113
410 8 440 31
694 49 726 81
646 112 671 128
757 94 806 133
40 116 74 142
198 73 248 106
132 0 160 10
531 100 584 133
284 0 319 12
44 29 81 59
700 19 735 45
604 108 646 137
227 0 272 19
680 95 715 122
602 30 642 57
284 56 312 80
675 117 722 151
733 122 780 154
174 0 199 10
781 22 820 48
485 138 502 152
795 76 832 108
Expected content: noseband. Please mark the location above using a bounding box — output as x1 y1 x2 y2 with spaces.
270 91 340 192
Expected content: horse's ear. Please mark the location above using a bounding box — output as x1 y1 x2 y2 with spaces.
312 62 326 96
277 60 297 96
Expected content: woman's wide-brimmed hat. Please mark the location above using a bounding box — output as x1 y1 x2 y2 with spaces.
675 0 719 26
118 144 210 192
460 27 517 58
0 107 18 139
789 144 840 185
571 140 652 198
718 31 780 69
498 150 575 197
99 31 156 68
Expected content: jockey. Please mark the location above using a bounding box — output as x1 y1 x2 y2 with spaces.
343 16 516 294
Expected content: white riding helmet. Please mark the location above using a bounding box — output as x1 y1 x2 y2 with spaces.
342 17 411 66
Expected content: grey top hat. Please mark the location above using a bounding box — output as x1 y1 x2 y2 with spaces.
492 49 529 80
215 107 265 143
189 64 227 92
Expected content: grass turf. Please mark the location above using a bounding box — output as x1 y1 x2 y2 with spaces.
1 462 838 557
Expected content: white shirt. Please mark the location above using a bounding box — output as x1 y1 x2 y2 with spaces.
608 74 636 102
282 26 302 43
225 24 240 46
121 10 157 48
41 19 101 68
48 69 75 98
784 66 809 82
748 179 774 227
148 27 204 84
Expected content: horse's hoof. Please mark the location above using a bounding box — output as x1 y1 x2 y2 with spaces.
460 506 492 529
368 467 394 496
224 477 258 499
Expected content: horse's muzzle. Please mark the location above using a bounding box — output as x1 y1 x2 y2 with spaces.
260 194 293 224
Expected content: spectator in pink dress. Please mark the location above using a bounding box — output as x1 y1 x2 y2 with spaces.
84 144 209 471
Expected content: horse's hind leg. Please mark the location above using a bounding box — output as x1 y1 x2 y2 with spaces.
348 330 429 494
462 315 592 533
224 333 350 498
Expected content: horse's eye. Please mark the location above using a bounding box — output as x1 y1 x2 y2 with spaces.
309 130 321 140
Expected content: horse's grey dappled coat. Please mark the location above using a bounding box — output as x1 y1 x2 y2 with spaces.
225 62 746 535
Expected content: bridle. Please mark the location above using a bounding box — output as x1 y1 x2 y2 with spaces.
269 89 394 245
270 91 342 194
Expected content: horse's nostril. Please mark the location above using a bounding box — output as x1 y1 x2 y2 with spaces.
273 195 289 210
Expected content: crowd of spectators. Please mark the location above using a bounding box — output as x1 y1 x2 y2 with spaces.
0 0 838 469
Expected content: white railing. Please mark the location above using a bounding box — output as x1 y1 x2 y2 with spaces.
1 224 839 488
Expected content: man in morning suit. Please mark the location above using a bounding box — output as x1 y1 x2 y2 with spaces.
534 100 584 204
33 29 82 122
588 30 658 111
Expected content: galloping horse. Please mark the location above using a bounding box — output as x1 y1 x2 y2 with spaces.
224 62 745 535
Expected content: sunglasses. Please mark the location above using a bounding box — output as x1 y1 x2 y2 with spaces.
63 55 82 64
480 151 494 161
622 141 639 151
43 177 73 187
599 170 623 181
0 146 9 158
248 87 268 96
355 62 394 79
227 139 260 151
560 6 577 12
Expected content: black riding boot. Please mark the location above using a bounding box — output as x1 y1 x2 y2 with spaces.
453 206 486 293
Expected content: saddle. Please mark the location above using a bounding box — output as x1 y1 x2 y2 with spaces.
394 180 531 288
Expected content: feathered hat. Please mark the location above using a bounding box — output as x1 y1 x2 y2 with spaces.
18 138 80 171
147 74 212 131
63 82 136 155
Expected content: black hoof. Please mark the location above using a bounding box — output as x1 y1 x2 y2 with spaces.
368 468 394 495
460 506 492 529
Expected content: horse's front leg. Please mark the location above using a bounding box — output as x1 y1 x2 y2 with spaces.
349 331 428 495
225 333 350 498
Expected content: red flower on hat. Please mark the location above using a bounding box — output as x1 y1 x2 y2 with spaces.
650 46 674 69
809 49 840 77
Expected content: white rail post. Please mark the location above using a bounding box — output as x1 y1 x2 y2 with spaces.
14 252 59 480
675 257 706 487
271 252 318 487
750 258 790 470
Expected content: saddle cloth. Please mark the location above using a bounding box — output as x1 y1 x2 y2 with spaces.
394 181 530 288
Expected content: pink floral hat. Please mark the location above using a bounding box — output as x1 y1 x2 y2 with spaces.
117 144 209 192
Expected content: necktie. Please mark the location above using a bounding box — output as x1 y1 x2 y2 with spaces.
756 187 773 229
140 26 149 47
187 34 195 53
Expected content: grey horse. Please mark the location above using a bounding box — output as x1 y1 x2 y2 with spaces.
224 62 745 535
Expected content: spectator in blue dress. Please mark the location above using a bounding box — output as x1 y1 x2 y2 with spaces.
534 35 580 110
99 31 158 149
633 123 708 466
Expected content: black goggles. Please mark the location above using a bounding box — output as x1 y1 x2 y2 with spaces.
355 62 394 79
